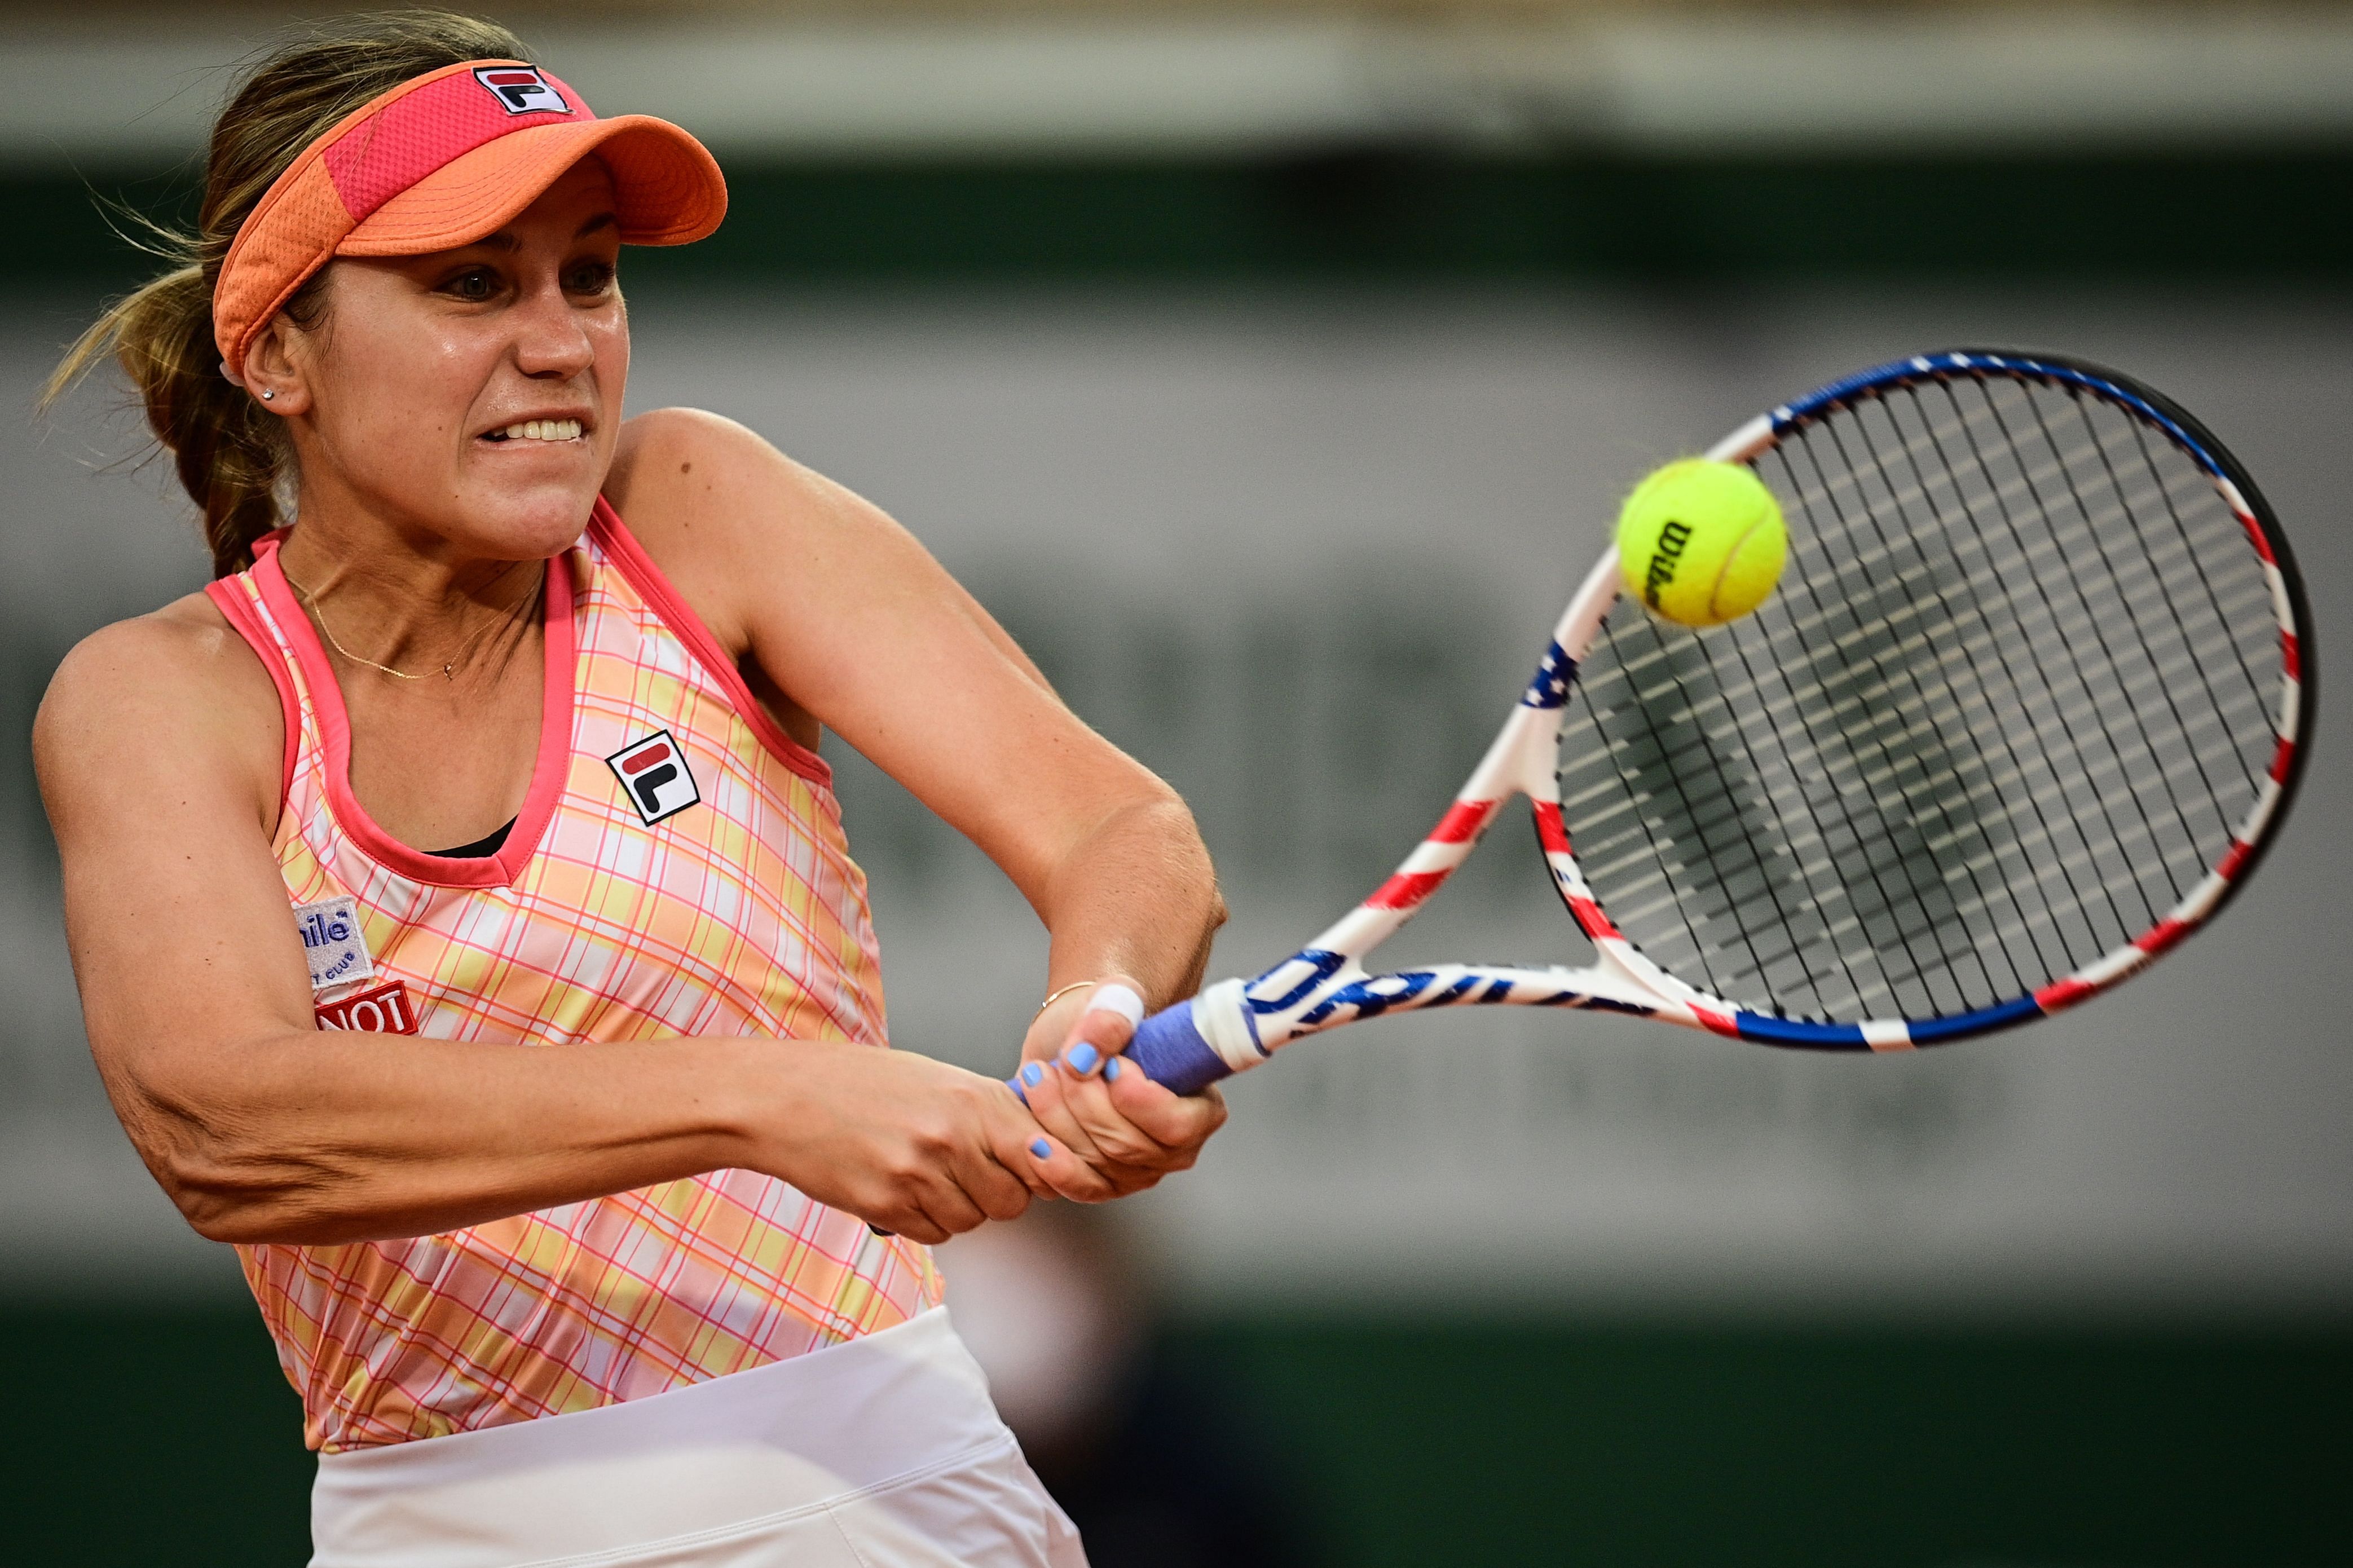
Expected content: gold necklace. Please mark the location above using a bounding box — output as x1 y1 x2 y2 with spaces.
281 563 543 682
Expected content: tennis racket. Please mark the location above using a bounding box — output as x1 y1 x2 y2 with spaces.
1122 348 2312 1094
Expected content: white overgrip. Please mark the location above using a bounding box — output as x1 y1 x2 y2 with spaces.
1190 977 1270 1074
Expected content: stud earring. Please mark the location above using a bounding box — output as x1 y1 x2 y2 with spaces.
261 389 275 401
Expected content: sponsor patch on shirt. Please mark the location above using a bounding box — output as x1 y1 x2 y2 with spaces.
295 895 373 993
316 979 420 1035
606 729 701 825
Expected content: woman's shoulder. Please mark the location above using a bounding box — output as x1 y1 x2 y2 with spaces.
603 405 832 534
600 407 838 651
35 590 285 825
47 589 282 717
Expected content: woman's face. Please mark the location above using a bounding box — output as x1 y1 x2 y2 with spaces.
270 158 629 562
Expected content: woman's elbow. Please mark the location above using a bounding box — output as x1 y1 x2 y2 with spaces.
1204 883 1231 934
165 1146 327 1243
108 1074 307 1244
1179 802 1225 902
146 1129 294 1243
1140 790 1226 938
178 1193 264 1245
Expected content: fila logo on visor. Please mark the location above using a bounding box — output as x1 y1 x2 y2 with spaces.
473 66 569 116
607 730 700 825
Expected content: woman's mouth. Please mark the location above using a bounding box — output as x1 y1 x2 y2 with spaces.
482 419 584 443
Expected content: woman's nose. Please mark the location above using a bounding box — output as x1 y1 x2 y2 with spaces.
511 285 598 379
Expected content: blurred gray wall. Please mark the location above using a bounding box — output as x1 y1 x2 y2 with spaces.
7 281 2348 1315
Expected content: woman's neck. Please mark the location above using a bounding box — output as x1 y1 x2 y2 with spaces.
275 523 546 686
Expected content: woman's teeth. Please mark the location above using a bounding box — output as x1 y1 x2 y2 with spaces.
492 419 583 442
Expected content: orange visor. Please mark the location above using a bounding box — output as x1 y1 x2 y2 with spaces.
215 59 725 379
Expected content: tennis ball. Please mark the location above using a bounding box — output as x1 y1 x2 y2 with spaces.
1615 459 1788 627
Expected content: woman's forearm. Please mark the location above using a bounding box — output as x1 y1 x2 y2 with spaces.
1036 792 1226 1007
129 1029 779 1245
129 1021 1095 1247
1008 790 1233 1190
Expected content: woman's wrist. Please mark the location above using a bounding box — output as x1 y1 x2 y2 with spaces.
1019 977 1148 1071
1033 979 1096 1022
697 1034 805 1177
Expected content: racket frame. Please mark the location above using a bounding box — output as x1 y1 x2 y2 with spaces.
1120 350 2310 1094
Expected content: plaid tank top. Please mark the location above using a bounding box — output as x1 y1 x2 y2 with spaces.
204 500 942 1454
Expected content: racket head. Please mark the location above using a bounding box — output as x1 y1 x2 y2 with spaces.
1550 348 2311 1048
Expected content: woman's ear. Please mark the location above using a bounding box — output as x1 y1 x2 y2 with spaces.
239 315 314 417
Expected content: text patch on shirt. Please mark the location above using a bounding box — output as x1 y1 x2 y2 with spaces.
316 980 420 1035
296 895 373 993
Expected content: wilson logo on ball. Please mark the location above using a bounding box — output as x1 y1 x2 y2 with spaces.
606 730 700 825
472 66 569 116
1644 519 1694 607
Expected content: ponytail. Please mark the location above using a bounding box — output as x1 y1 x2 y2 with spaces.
41 10 531 579
47 258 299 578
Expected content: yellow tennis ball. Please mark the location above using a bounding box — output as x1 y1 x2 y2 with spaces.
1615 458 1788 627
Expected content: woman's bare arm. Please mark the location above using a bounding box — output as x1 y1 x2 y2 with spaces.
606 410 1229 1188
36 606 1105 1246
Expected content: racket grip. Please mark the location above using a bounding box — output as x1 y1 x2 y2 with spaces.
1126 1000 1234 1096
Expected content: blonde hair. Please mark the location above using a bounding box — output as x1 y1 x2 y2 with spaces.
43 11 531 579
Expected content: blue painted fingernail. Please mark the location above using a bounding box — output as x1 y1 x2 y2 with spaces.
1029 1139 1052 1159
1104 1057 1123 1081
1021 1062 1045 1087
1065 1041 1100 1075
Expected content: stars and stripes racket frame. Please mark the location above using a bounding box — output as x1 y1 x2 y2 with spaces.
1117 348 2313 1094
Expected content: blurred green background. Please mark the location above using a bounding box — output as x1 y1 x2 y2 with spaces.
3 2 2349 1563
6 1302 2347 1564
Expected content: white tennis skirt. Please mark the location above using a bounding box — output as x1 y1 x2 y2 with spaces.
309 1306 1087 1568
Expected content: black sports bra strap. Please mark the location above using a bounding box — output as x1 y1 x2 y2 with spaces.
431 816 518 860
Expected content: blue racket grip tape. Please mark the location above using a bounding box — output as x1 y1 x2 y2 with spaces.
1127 1001 1234 1096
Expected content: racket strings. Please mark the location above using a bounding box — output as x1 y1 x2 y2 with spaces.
2042 388 2271 816
1578 648 2244 1008
1798 378 2259 1002
1945 383 2242 884
1577 595 2258 999
1557 370 2283 1023
1773 418 2041 1004
1815 387 2144 997
1971 383 2271 858
1836 376 2264 1000
1616 631 1853 1007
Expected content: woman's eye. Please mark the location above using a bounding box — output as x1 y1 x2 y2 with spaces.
566 261 616 295
444 269 499 301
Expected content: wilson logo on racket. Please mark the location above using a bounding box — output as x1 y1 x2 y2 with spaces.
472 66 569 116
606 731 700 825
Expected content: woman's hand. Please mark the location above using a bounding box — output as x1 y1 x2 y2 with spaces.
1010 977 1228 1199
748 1039 1114 1244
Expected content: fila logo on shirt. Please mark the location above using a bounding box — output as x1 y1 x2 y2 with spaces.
606 730 701 825
472 66 569 116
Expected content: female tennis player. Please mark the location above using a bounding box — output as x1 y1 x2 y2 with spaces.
34 15 1224 1566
